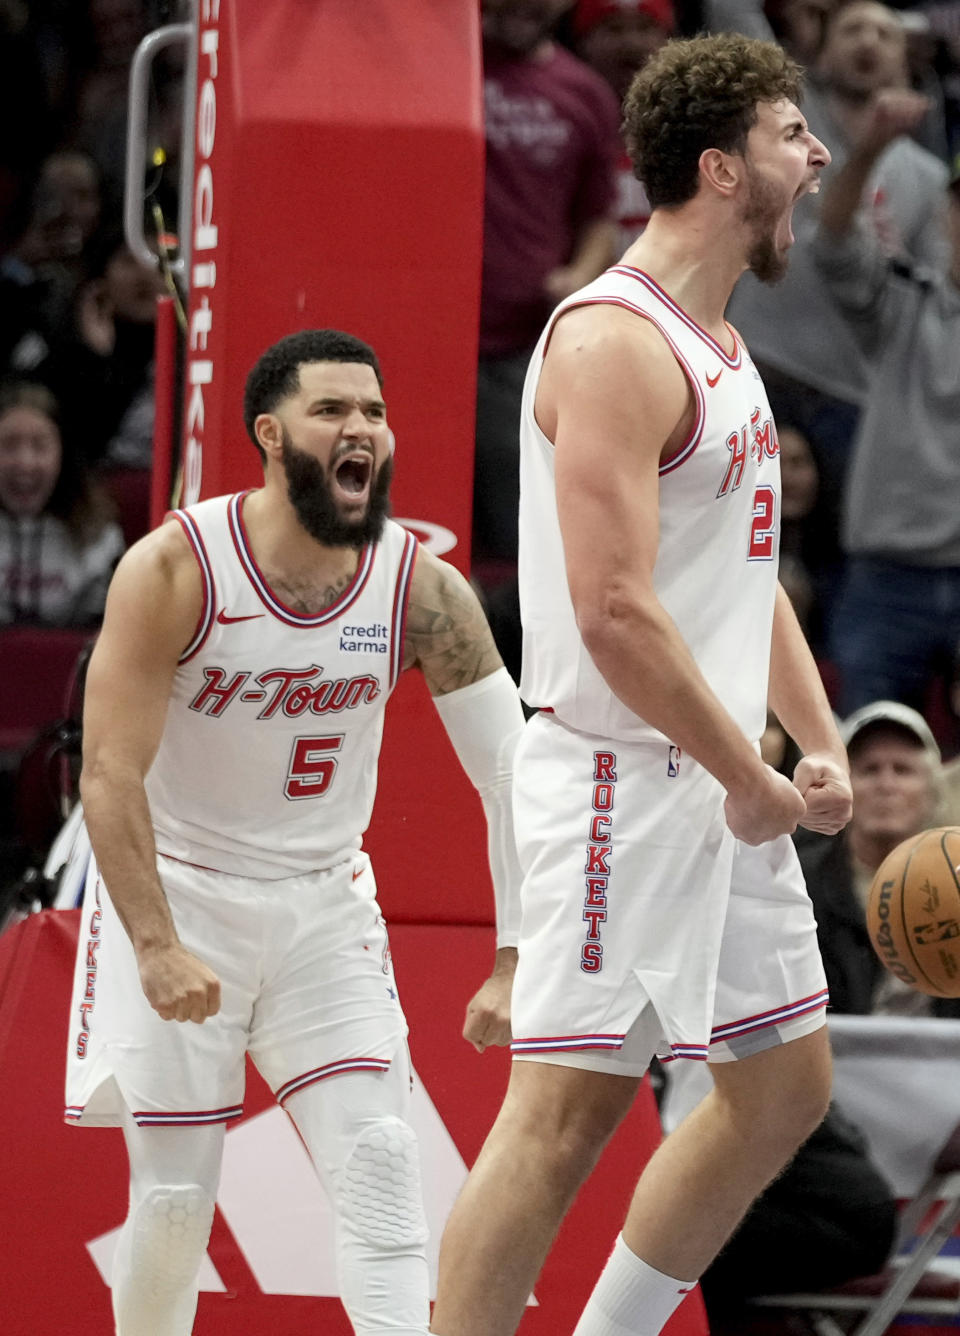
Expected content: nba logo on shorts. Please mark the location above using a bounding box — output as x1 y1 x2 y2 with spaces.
667 745 681 779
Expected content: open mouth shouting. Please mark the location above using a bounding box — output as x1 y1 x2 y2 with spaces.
332 451 374 507
781 175 821 249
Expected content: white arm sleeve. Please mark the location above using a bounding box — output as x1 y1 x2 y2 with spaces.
431 666 525 947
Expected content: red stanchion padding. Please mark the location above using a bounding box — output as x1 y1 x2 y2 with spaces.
178 0 492 927
181 0 483 531
0 912 707 1335
367 670 496 927
151 292 178 528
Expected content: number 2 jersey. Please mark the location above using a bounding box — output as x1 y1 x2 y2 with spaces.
144 493 418 878
518 264 782 747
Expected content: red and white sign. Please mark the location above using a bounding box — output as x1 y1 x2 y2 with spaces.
0 911 708 1336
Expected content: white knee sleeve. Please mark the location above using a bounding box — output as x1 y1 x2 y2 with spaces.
285 1070 430 1333
338 1116 428 1250
127 1183 215 1293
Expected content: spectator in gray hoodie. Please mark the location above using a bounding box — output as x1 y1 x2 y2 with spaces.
727 2 948 490
813 92 960 713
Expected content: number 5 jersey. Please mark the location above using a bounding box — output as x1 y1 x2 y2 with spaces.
145 492 418 878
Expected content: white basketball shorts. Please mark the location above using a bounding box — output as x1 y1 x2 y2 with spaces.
65 850 407 1127
510 712 828 1075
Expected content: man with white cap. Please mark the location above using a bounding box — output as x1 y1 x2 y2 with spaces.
799 700 960 1017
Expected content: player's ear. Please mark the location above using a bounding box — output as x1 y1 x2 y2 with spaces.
700 148 741 198
255 413 283 460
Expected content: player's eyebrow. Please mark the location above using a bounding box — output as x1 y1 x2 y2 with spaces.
307 395 386 411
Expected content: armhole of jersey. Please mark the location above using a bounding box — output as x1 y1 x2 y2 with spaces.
167 510 217 664
656 326 705 475
539 296 705 475
389 530 419 690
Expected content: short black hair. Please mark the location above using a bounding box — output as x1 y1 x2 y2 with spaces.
243 329 384 461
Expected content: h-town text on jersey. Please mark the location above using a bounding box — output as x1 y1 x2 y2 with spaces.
187 665 382 719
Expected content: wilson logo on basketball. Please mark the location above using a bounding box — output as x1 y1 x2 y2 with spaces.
872 879 920 987
867 826 960 998
188 665 382 719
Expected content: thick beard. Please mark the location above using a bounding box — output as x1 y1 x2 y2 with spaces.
281 429 393 549
742 164 790 286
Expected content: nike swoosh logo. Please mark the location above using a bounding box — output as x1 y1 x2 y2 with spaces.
216 610 266 625
705 368 723 388
352 867 364 881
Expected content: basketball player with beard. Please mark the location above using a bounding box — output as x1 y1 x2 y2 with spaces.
64 329 525 1336
430 36 853 1336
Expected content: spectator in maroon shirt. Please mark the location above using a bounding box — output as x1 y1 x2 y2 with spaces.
474 0 621 567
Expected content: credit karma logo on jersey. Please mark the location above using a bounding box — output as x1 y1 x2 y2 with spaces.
83 1072 538 1306
340 622 388 654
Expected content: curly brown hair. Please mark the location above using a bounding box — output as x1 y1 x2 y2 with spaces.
623 33 803 210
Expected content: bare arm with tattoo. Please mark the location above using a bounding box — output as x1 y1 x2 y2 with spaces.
403 547 524 1049
402 547 502 693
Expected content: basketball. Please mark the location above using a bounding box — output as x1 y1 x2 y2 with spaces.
866 827 960 998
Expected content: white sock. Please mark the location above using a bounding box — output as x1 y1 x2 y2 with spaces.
572 1235 697 1336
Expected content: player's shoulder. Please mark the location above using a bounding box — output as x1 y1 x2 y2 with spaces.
402 548 499 690
546 298 687 385
96 515 205 657
405 546 482 635
121 492 238 577
108 512 201 601
407 543 467 602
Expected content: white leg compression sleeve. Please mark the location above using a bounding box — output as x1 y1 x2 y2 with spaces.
112 1106 223 1336
284 1047 429 1335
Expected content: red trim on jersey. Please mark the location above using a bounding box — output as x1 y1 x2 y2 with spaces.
389 530 419 689
168 510 217 662
545 296 706 475
227 491 376 627
658 1044 711 1064
132 1104 244 1127
511 1032 626 1053
610 266 743 367
65 1102 244 1126
710 988 829 1042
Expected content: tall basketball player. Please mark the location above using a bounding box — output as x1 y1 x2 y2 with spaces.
431 35 853 1336
64 329 524 1336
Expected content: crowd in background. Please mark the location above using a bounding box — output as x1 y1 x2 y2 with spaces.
0 0 181 891
1 0 960 1320
476 0 960 722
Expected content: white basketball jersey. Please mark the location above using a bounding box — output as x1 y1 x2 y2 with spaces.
145 493 418 878
519 264 781 745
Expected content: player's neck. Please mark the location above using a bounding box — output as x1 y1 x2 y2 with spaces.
622 211 744 347
240 486 363 589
